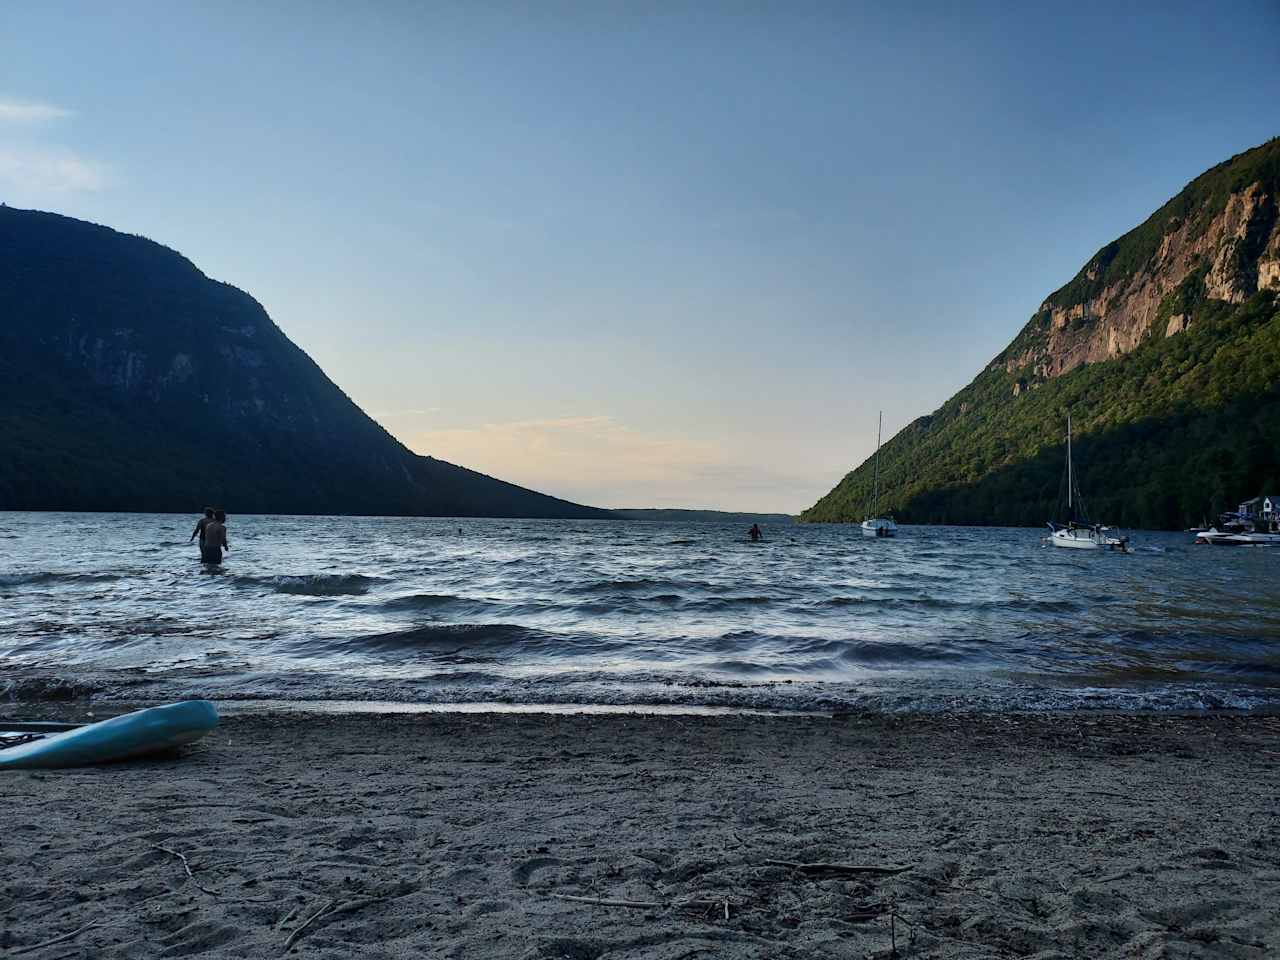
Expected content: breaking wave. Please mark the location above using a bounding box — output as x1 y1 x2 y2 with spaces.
232 573 386 596
0 572 124 588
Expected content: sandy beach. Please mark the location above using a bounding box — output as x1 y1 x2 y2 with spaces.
2 710 1278 958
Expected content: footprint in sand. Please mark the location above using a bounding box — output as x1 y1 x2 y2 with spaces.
512 856 569 887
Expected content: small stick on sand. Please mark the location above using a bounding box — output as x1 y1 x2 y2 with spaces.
11 920 101 956
845 908 884 922
329 898 382 918
153 845 221 896
281 897 381 952
154 845 196 879
283 899 336 952
275 904 302 931
550 894 658 908
550 894 722 910
1096 867 1140 884
764 859 912 876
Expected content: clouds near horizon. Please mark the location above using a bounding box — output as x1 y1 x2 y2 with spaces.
0 98 74 123
0 96 104 197
407 414 818 510
0 148 106 194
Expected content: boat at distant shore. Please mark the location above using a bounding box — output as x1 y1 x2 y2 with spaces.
1196 529 1280 546
860 412 897 538
1046 414 1129 552
1195 513 1280 546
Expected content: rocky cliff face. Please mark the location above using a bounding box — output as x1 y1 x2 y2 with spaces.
1004 153 1280 385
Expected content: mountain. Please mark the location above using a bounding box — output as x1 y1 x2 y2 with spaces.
0 206 610 519
803 138 1280 529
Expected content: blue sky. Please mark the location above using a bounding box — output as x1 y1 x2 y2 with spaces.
2 2 1278 511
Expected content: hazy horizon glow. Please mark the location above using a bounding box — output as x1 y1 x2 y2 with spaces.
2 3 1277 511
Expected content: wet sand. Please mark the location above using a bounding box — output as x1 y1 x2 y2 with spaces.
2 711 1278 958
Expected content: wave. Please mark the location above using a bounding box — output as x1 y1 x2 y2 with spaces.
568 578 713 595
991 599 1081 612
378 593 470 612
814 596 1081 613
65 669 1280 716
534 593 775 615
681 595 775 612
1 675 101 701
817 595 960 610
839 638 973 665
375 593 527 619
302 622 557 656
694 630 976 666
233 573 385 596
0 571 123 588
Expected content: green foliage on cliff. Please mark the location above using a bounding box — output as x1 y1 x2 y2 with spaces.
802 289 1280 529
803 138 1280 530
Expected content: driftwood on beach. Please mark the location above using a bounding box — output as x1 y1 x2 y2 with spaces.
762 859 913 876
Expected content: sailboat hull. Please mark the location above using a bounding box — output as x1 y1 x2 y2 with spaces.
1048 526 1127 551
861 519 897 538
1050 529 1101 549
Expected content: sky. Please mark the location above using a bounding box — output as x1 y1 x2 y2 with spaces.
2 2 1278 512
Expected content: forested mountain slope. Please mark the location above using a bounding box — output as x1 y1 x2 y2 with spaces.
803 138 1280 528
0 206 610 518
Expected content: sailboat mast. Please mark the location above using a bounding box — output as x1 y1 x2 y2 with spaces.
873 411 882 517
1067 413 1073 512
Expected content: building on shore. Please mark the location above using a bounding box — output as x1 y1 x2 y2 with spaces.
1238 496 1280 531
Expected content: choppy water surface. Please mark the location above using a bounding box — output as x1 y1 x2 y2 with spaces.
1 513 1278 712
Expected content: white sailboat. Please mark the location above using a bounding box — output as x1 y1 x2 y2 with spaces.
1046 413 1128 551
861 411 897 538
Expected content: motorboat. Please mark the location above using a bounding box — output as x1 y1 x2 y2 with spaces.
1195 513 1280 546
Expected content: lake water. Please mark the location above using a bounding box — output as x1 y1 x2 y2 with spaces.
1 512 1277 713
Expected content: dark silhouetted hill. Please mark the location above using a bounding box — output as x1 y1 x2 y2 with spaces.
0 205 610 519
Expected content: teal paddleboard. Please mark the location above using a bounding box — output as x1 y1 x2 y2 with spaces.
0 700 218 770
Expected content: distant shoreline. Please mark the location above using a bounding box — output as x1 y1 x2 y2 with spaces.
1 507 800 523
611 508 796 523
0 508 1209 532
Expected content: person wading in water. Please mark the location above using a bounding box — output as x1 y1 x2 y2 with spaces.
189 507 214 550
201 510 230 565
